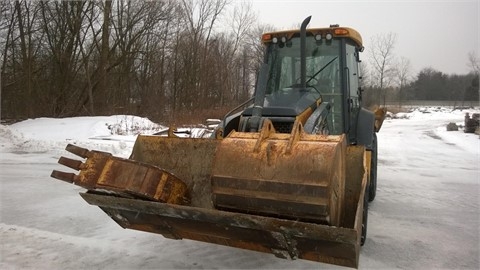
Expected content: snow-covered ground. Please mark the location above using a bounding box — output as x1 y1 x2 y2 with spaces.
1 108 479 269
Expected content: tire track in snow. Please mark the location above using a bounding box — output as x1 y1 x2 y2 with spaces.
0 223 152 269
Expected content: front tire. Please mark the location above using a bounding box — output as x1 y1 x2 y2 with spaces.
368 133 378 202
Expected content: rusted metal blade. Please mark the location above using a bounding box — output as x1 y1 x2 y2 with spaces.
58 156 83 170
50 170 77 183
65 144 90 158
80 191 363 268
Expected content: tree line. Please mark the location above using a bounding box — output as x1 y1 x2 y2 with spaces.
1 0 265 123
362 67 479 108
1 1 478 124
362 32 479 108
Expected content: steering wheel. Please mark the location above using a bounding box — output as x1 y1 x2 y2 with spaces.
288 77 321 95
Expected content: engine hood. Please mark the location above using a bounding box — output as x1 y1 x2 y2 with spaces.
243 89 320 117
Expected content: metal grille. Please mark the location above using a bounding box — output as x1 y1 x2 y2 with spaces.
272 121 294 133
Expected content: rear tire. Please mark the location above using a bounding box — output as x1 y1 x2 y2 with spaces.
368 133 377 202
361 183 369 246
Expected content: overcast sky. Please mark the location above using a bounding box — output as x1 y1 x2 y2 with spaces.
247 0 479 75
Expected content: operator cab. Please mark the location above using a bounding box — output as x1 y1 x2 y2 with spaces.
241 26 363 139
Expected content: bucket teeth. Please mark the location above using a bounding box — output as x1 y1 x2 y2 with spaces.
58 156 83 171
65 144 90 158
51 143 189 204
50 170 77 183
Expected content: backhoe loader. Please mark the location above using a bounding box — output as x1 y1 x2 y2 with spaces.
52 16 385 268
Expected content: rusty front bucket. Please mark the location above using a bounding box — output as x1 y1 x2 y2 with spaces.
77 143 368 268
52 120 368 268
211 120 346 226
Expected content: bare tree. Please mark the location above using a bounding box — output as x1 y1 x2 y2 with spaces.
246 23 274 74
96 0 112 114
368 32 397 105
2 1 46 118
0 1 13 72
177 0 228 111
40 1 94 116
1 2 15 120
14 0 42 117
228 1 255 56
394 56 411 106
224 0 256 102
467 51 479 74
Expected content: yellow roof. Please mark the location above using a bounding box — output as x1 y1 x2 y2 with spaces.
262 27 363 48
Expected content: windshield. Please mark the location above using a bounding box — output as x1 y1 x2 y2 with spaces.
265 37 341 97
264 37 344 134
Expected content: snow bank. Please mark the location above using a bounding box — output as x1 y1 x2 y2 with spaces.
2 107 478 157
388 107 479 155
4 116 165 158
390 106 479 121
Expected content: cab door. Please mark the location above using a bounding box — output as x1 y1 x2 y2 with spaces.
345 43 361 143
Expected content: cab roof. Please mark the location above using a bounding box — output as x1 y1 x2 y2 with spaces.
261 27 363 49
